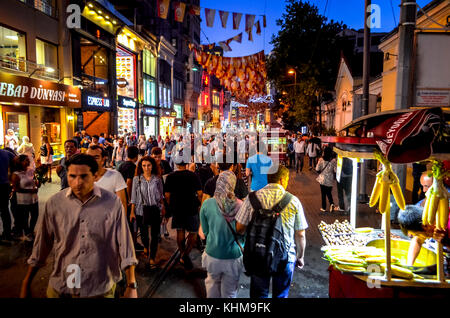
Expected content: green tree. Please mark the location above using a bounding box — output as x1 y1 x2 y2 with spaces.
267 0 351 132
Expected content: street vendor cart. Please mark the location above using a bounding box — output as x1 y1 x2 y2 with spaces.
319 107 450 297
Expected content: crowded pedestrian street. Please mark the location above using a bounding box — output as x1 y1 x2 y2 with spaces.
0 0 449 307
0 160 381 298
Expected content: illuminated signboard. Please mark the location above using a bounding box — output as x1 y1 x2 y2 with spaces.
143 107 158 116
118 95 136 109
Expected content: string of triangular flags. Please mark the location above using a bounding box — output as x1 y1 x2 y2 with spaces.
193 32 243 52
157 0 266 41
190 46 267 101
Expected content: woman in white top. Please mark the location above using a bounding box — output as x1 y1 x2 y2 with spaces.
17 136 35 171
11 155 39 241
5 129 19 151
306 141 321 170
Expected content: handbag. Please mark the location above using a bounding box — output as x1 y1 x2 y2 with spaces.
138 176 160 225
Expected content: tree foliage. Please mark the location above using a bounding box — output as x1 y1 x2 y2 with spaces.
267 0 351 130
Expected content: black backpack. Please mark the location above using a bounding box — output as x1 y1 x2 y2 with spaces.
243 191 293 276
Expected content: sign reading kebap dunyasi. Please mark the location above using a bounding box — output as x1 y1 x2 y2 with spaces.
0 72 81 108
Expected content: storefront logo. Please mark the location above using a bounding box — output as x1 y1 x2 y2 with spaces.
87 96 110 108
0 73 81 108
118 96 136 109
143 107 157 116
117 78 128 88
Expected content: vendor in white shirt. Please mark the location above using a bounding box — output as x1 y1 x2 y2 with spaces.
87 145 128 212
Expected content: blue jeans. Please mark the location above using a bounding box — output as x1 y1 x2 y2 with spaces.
250 262 295 298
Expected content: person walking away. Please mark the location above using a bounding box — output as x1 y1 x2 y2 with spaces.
73 131 82 148
316 147 338 213
293 136 306 173
138 135 147 157
204 161 248 202
5 129 19 151
20 154 138 298
0 149 15 241
87 145 127 213
112 137 127 169
118 146 140 251
200 171 244 298
336 157 352 213
163 136 174 163
235 165 308 298
164 160 202 270
306 140 320 170
40 135 53 183
17 136 35 172
98 133 106 146
130 156 164 268
287 139 294 168
56 140 77 190
104 134 115 167
246 143 273 191
10 155 39 241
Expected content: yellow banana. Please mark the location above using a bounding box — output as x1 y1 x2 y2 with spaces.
369 177 382 207
390 182 405 211
379 181 390 214
437 198 449 231
428 191 439 225
422 193 431 226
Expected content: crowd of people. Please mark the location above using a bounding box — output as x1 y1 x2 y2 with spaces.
0 127 448 298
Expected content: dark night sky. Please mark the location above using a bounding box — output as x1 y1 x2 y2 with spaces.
199 0 431 57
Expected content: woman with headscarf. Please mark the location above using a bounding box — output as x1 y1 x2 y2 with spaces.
5 129 19 151
200 170 244 298
17 136 35 171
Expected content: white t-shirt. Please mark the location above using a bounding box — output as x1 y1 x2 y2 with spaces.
95 169 127 194
294 140 306 153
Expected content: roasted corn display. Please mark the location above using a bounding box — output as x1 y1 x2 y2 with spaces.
421 160 450 231
369 151 406 213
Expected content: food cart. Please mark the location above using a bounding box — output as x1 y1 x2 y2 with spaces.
319 107 450 297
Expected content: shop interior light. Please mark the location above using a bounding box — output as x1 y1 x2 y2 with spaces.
104 93 107 97
112 20 117 24
46 67 55 73
14 102 20 106
97 10 102 14
88 3 93 8
67 115 74 121
105 15 109 19
5 35 18 41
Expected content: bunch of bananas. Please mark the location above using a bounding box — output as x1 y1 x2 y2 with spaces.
422 161 450 231
369 151 406 213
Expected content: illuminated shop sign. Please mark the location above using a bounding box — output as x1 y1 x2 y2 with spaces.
118 95 136 109
143 107 158 116
87 96 110 107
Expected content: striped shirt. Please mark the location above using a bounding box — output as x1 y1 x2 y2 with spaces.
235 183 308 263
130 175 164 216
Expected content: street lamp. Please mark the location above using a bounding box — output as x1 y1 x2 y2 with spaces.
287 68 296 86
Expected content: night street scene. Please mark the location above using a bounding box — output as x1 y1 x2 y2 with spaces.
0 0 449 309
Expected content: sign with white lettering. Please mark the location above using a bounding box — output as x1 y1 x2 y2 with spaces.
143 107 158 116
82 91 110 111
118 95 136 109
0 72 81 108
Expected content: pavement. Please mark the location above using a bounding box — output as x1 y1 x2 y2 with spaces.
0 164 384 298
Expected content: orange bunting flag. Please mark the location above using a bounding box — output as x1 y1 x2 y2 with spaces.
255 20 261 35
233 12 243 30
205 8 216 27
233 33 243 43
189 5 200 16
245 14 255 32
157 0 170 19
219 10 229 28
174 2 186 23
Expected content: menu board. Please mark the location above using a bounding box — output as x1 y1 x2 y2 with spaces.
116 47 136 98
118 107 136 135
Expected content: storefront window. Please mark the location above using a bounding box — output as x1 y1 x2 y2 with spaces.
40 107 61 144
143 75 156 106
80 37 109 95
143 49 156 77
36 38 58 70
4 112 28 143
144 116 157 139
0 26 27 71
174 104 183 119
116 46 136 98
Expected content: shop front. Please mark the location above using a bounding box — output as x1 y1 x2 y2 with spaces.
117 95 137 136
142 106 159 139
160 109 177 137
0 72 81 159
80 92 111 137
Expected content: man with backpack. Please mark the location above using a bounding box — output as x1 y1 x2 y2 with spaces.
235 165 308 298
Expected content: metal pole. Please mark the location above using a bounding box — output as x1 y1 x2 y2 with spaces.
359 0 371 203
393 0 416 198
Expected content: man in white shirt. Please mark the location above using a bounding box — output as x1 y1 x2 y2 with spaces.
293 137 306 173
306 141 321 170
87 145 128 213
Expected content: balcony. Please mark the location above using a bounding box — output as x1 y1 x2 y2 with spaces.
19 0 58 18
0 55 60 81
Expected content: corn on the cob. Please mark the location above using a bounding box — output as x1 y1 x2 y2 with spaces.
437 198 449 231
334 264 366 273
390 182 405 211
380 264 414 280
365 256 399 264
369 176 382 207
379 181 390 214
